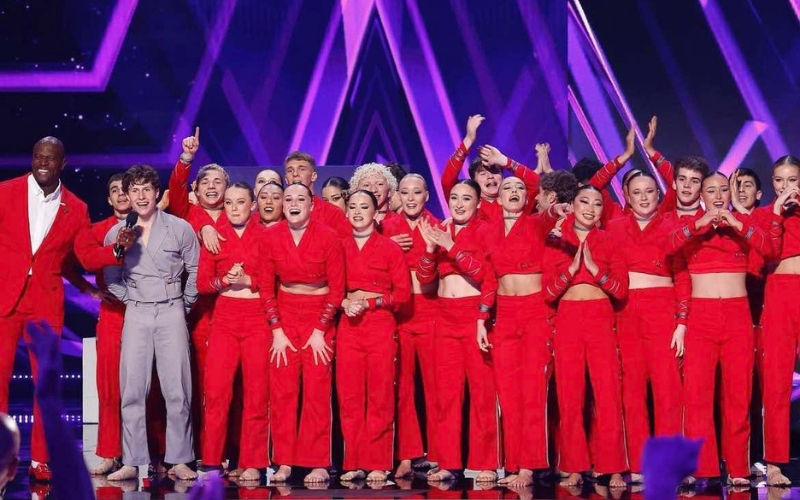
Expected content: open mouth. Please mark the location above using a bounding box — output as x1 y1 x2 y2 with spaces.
712 201 725 208
136 201 149 208
454 209 466 216
583 213 595 220
738 195 748 202
405 203 417 210
509 195 520 203
263 206 275 213
352 216 364 222
37 169 50 175
288 208 301 216
205 192 219 199
485 182 498 189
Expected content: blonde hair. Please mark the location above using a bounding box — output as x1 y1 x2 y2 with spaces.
349 162 398 193
196 163 230 185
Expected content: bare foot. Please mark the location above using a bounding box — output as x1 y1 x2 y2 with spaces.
395 460 413 478
272 465 291 483
108 465 138 481
766 464 791 486
630 472 644 484
367 470 388 482
476 469 498 483
304 468 330 484
560 472 583 487
427 469 456 482
726 476 750 487
682 476 696 486
90 458 121 475
340 470 366 482
238 468 260 481
228 467 244 478
509 469 534 488
498 473 517 485
169 463 198 480
609 473 625 488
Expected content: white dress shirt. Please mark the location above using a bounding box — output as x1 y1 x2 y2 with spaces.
27 174 62 274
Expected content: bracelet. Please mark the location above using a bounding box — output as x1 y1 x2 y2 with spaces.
180 153 194 164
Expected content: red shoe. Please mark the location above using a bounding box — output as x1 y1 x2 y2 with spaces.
29 462 52 482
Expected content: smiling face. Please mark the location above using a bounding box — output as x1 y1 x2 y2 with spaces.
572 188 603 229
128 181 159 219
448 183 479 224
627 176 659 219
108 179 131 216
673 167 703 207
321 185 347 212
257 184 283 224
357 173 390 210
31 141 65 190
285 159 317 188
283 183 313 227
196 169 227 209
736 174 762 210
254 169 282 196
347 192 377 232
701 174 731 211
398 176 428 218
224 186 255 226
473 166 501 199
772 164 800 197
499 177 527 215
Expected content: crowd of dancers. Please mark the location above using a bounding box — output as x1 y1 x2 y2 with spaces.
0 114 798 493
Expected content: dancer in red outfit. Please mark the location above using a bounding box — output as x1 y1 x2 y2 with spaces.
759 155 800 486
337 190 411 483
381 174 441 478
198 182 270 481
0 137 124 481
668 172 778 485
577 128 637 225
542 185 628 488
417 180 500 484
283 151 351 237
262 182 345 485
90 173 133 476
350 163 400 228
479 177 564 488
321 177 349 213
605 172 687 483
256 182 284 227
441 115 543 222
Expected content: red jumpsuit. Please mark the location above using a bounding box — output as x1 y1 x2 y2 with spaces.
542 214 628 474
761 206 800 465
606 212 688 473
262 219 345 467
441 142 540 222
91 216 127 460
337 233 410 471
481 210 558 472
416 217 500 472
381 210 441 462
310 196 351 238
668 212 777 477
197 222 270 470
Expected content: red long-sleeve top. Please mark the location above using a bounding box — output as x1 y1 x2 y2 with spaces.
261 219 345 333
375 207 401 234
311 196 351 238
542 214 629 304
774 206 800 261
589 153 677 220
167 159 228 234
667 212 778 274
744 206 784 276
343 233 411 311
441 142 539 221
381 210 442 271
606 212 690 324
197 221 267 299
90 215 126 314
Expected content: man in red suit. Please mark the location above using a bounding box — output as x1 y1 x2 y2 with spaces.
0 137 128 481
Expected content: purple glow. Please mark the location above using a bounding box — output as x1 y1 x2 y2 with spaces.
717 121 767 176
342 0 375 77
221 70 272 165
492 68 535 154
354 114 399 165
0 0 138 92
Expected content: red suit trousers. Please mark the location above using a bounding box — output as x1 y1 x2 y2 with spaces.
336 308 397 471
761 275 800 464
616 288 683 472
493 293 552 472
202 297 269 469
395 293 437 461
269 291 333 468
188 295 214 454
683 297 752 478
554 298 626 474
96 304 125 459
433 296 500 471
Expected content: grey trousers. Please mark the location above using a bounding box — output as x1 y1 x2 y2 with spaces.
120 300 194 466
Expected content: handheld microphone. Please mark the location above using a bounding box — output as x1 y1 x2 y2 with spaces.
113 212 139 260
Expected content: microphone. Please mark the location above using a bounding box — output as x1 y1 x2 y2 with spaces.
113 212 139 260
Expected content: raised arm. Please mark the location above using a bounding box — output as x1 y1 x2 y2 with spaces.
442 115 484 196
643 117 677 213
168 127 201 220
589 128 636 190
479 144 541 211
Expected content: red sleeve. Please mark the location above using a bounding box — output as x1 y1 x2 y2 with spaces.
317 237 345 333
753 208 784 263
368 243 412 311
735 213 776 259
61 252 92 293
416 249 439 284
668 216 707 253
542 241 576 304
590 234 628 301
167 159 192 220
505 157 540 212
589 158 623 190
197 247 220 295
600 189 622 228
73 213 118 271
259 243 282 332
478 256 498 320
672 252 690 326
650 151 676 214
442 142 469 197
447 242 488 283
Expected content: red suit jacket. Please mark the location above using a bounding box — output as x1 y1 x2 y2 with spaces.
0 175 117 328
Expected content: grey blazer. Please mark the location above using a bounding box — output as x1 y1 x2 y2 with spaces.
103 209 199 309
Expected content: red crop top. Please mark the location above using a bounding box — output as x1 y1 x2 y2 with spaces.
261 219 345 333
416 217 492 286
381 210 442 271
197 221 267 295
772 205 800 261
542 214 628 304
343 233 411 311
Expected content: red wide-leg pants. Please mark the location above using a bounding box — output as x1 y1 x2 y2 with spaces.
188 295 215 454
336 308 397 471
395 292 437 462
95 304 125 459
616 288 683 472
269 291 333 468
554 298 626 474
683 297 752 478
761 275 800 465
202 297 269 469
493 293 552 472
433 296 500 471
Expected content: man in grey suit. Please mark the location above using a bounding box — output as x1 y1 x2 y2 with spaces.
102 164 199 481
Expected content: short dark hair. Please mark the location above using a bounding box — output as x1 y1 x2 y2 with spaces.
452 178 481 198
468 157 500 180
227 181 255 202
284 151 316 169
106 172 125 195
349 189 379 209
540 171 578 203
384 162 407 184
735 167 762 192
322 176 350 192
674 156 710 180
571 158 603 184
122 165 160 193
575 184 603 197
